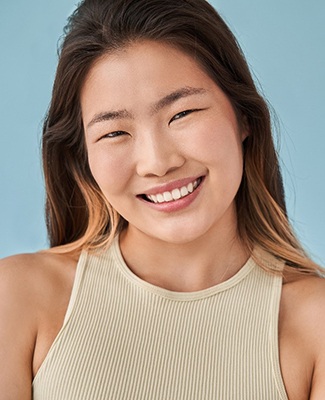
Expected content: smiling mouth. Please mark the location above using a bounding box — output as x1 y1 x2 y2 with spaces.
140 177 203 204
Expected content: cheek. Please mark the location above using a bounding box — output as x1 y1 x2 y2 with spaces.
87 147 132 196
190 120 243 168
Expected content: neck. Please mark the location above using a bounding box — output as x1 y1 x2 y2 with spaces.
119 222 249 293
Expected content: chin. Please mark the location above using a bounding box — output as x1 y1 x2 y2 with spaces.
142 224 212 245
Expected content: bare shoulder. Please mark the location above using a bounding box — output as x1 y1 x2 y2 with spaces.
0 250 78 399
280 273 325 399
0 250 77 317
281 273 325 333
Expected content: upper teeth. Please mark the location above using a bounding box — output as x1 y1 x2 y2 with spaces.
146 178 201 204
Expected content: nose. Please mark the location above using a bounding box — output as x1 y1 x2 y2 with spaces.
135 131 185 177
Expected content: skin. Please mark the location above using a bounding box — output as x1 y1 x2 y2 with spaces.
82 41 249 291
0 40 324 399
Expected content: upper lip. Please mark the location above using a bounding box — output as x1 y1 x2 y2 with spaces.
139 175 204 196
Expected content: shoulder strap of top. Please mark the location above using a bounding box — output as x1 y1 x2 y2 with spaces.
63 250 88 324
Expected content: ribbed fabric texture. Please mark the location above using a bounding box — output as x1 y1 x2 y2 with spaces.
32 237 288 399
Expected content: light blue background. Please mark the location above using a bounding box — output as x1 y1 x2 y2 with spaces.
0 1 324 263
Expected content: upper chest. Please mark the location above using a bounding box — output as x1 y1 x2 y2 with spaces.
33 256 289 399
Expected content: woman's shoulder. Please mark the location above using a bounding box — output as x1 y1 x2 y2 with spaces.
282 271 325 318
0 249 78 303
0 249 79 343
0 250 78 395
281 270 325 336
280 272 325 397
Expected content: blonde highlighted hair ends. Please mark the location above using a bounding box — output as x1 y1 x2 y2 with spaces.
43 0 323 276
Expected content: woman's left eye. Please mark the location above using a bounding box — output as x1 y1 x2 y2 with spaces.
169 109 196 124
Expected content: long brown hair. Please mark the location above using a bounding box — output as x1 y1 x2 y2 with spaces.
43 0 322 275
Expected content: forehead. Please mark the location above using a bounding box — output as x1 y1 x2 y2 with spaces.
81 40 214 103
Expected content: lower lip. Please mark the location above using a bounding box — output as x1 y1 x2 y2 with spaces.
138 177 205 213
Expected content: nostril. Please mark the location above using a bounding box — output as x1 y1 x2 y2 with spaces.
135 146 186 178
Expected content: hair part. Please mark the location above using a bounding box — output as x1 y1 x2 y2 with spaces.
43 0 323 276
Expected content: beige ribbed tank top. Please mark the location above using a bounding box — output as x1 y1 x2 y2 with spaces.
32 236 288 399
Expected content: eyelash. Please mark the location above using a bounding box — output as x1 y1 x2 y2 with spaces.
99 109 199 140
100 131 128 140
169 109 197 124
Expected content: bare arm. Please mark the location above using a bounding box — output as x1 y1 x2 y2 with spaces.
307 279 325 399
280 273 325 400
0 249 76 399
0 256 38 400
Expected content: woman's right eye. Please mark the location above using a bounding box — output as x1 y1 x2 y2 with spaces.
100 131 127 140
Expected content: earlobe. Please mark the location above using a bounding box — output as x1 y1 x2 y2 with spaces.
240 116 250 142
241 129 250 142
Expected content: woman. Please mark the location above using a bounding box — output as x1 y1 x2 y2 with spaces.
0 0 324 398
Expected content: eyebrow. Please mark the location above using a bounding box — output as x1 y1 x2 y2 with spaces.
86 86 207 129
87 110 133 129
151 86 208 113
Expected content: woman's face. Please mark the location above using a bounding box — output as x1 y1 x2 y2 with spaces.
81 40 248 244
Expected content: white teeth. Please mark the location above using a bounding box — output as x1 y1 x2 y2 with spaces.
146 178 201 204
180 186 188 197
171 188 181 200
149 194 157 203
163 191 173 202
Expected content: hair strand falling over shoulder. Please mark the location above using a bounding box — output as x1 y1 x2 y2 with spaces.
42 0 323 276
